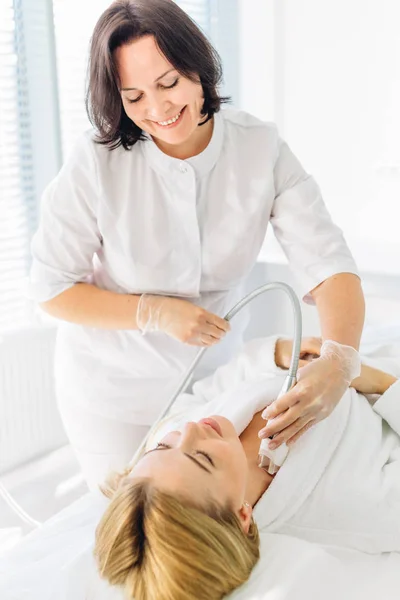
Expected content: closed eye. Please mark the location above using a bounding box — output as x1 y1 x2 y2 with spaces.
157 443 215 467
127 95 142 104
125 79 179 104
160 78 179 90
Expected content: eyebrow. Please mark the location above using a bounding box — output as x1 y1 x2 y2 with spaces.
121 69 176 92
143 447 212 474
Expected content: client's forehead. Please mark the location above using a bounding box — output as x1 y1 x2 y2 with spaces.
129 451 216 498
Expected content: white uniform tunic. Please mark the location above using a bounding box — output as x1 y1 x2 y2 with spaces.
27 107 358 425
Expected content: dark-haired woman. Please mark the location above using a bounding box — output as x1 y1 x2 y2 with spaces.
27 0 365 491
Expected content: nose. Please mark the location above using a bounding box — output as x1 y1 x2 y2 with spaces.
144 92 171 121
177 421 207 450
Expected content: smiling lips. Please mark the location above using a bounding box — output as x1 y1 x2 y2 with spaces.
154 106 186 128
198 418 223 437
157 110 181 126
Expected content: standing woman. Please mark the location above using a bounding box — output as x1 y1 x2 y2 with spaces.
27 0 365 490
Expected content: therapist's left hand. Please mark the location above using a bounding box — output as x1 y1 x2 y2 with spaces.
258 340 361 447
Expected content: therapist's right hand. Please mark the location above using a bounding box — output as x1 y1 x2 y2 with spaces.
136 294 230 346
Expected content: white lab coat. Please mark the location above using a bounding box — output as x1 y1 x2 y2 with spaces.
27 107 358 425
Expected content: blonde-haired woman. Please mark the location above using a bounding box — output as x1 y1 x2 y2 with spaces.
94 336 400 599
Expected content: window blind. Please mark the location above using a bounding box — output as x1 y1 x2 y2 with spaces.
175 0 211 32
0 0 35 331
51 0 110 160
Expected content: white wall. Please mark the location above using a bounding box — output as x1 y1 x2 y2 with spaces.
278 0 400 275
239 0 400 277
237 0 275 119
244 261 400 342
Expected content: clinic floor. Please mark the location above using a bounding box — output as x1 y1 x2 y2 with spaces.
0 445 88 555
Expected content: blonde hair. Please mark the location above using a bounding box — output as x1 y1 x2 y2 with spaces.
94 468 260 600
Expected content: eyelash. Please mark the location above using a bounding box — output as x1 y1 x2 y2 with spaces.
156 442 214 465
127 78 179 104
162 78 179 90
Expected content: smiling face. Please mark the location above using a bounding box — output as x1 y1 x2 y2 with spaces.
115 35 212 157
129 415 253 530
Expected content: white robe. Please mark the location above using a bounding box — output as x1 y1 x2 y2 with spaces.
148 336 400 554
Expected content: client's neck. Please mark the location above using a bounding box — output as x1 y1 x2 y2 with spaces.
240 410 275 507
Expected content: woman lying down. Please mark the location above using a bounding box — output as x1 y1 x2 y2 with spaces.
94 335 400 600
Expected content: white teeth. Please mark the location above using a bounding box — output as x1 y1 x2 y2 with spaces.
157 111 181 126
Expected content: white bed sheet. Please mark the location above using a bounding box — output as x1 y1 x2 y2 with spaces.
1 326 400 599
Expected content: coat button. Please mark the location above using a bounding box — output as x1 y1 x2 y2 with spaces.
179 163 188 173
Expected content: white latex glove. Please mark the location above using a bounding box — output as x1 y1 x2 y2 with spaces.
136 294 230 346
258 340 361 447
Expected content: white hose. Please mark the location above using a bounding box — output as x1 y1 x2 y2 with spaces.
0 480 42 528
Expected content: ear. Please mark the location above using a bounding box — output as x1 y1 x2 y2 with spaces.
238 502 253 535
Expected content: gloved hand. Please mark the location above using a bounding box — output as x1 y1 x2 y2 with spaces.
258 340 361 448
136 294 230 346
277 337 396 397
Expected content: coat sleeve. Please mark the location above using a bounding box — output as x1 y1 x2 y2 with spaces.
270 137 359 304
26 132 102 302
372 379 400 436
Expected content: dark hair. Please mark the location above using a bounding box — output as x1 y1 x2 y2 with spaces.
85 0 230 150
